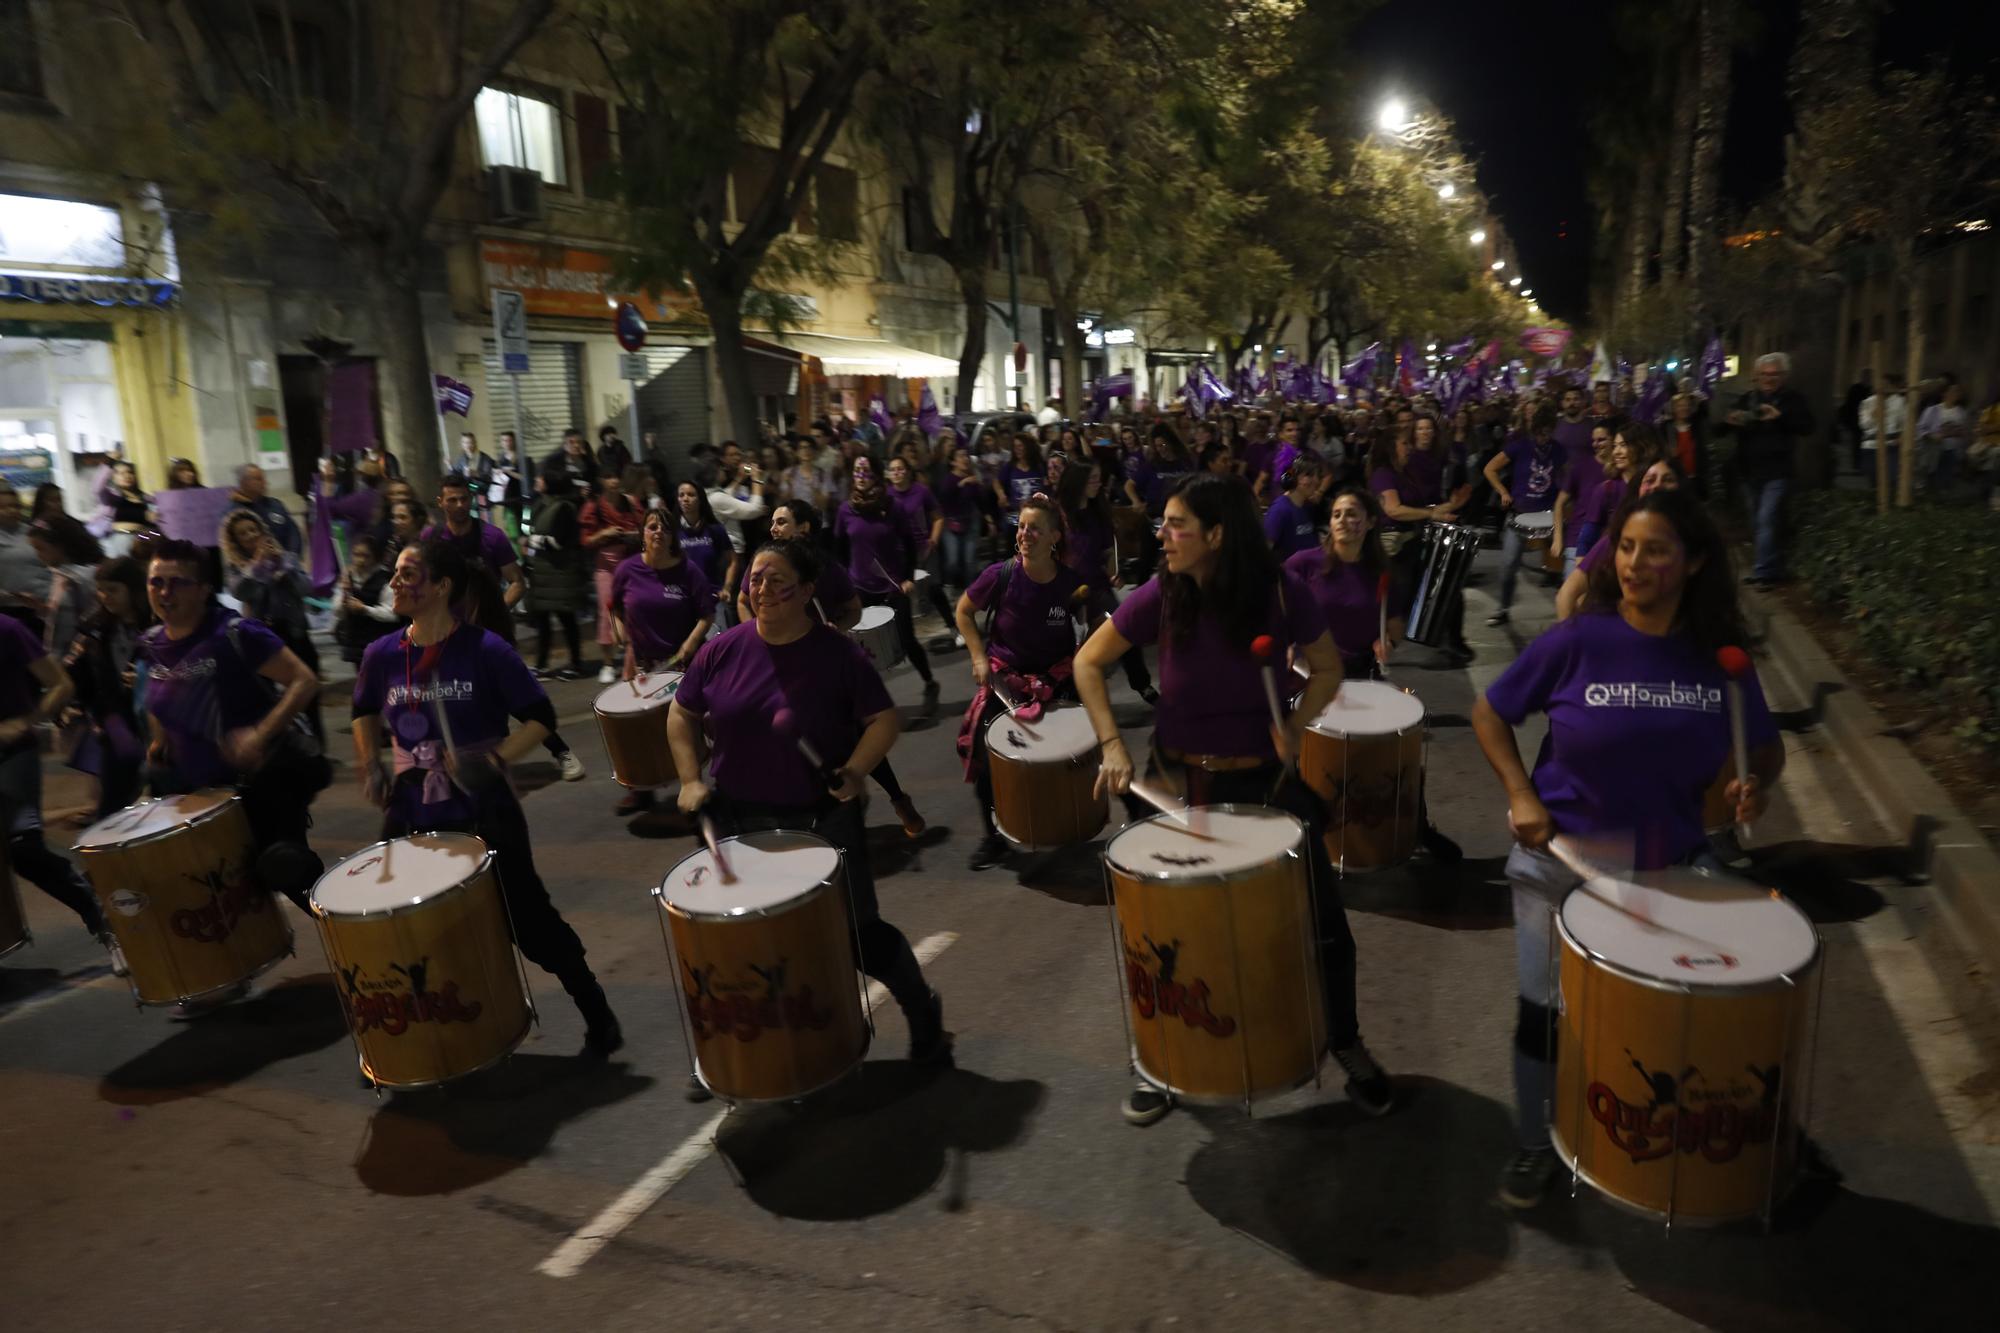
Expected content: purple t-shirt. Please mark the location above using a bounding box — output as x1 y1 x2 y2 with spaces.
1262 493 1319 557
937 473 984 532
1553 417 1594 469
676 521 732 587
889 483 939 553
837 501 914 595
1064 508 1115 591
1111 570 1329 759
675 620 893 807
966 558 1083 673
1121 453 1156 506
1369 465 1426 531
1240 439 1277 486
1482 613 1778 869
0 616 46 753
1145 461 1191 514
1578 533 1613 575
353 624 545 826
1285 550 1400 661
1557 420 1606 521
1502 436 1564 514
1581 477 1627 528
998 464 1045 514
810 557 857 622
611 554 715 663
141 609 286 787
420 520 515 572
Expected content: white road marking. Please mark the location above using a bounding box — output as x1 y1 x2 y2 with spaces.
537 930 959 1278
0 964 115 1027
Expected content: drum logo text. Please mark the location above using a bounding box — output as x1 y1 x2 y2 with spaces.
169 867 269 944
1588 1051 1783 1165
682 957 835 1043
337 956 485 1036
1672 952 1739 971
1124 935 1237 1038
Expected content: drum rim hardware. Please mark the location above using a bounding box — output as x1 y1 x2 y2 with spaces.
1103 803 1307 884
310 831 499 921
1557 880 1823 997
71 788 240 854
656 829 841 922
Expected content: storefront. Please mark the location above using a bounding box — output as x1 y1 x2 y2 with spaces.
772 331 960 431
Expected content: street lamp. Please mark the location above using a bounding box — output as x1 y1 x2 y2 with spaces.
1426 342 1438 351
1470 229 1486 245
1508 276 1522 287
1377 97 1410 134
1438 183 1456 200
1491 259 1505 271
1521 288 1533 298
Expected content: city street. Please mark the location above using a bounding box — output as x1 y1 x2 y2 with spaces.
3 545 1995 1332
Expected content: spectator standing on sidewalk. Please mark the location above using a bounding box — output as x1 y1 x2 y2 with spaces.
230 464 302 557
221 507 323 744
579 468 644 683
1716 352 1814 590
1859 371 1910 491
525 469 586 681
1917 376 1972 492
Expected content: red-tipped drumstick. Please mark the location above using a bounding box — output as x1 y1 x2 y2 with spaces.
697 814 736 885
773 707 842 792
1376 572 1393 679
1250 634 1286 729
1716 646 1754 843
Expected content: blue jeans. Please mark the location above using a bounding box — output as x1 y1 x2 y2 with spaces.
1498 524 1529 608
1749 478 1789 581
938 526 980 592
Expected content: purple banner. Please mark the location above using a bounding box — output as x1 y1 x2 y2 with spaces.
153 486 237 545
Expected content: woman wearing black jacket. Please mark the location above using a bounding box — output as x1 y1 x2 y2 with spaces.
62 556 153 816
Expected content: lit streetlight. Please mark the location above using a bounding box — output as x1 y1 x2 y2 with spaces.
1491 259 1505 271
1377 97 1410 133
1438 183 1456 200
1508 275 1522 287
1521 288 1533 298
1426 342 1438 352
1470 229 1487 245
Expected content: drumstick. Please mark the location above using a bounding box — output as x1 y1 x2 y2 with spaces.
698 814 736 885
1376 573 1392 680
1249 635 1292 765
986 678 1041 733
873 558 903 594
1127 779 1215 839
1717 646 1755 846
773 707 842 791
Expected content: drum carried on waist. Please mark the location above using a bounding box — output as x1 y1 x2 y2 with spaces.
1550 868 1822 1227
75 791 292 1005
311 833 534 1090
1405 521 1480 647
594 671 683 790
0 841 27 960
1510 509 1556 550
986 705 1107 850
1302 681 1426 872
852 605 903 670
656 831 869 1103
1106 806 1323 1109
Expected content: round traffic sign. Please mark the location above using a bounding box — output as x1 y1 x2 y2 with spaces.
614 302 648 352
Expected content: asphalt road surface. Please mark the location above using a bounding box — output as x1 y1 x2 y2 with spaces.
4 547 1996 1331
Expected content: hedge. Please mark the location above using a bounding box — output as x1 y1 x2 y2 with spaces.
1785 491 2000 754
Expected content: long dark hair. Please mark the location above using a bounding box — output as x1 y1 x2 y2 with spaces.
1580 489 1748 655
91 554 151 629
1160 473 1280 649
676 479 721 530
1319 486 1387 579
1054 455 1109 533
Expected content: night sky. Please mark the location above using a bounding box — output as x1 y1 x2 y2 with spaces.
1348 0 1991 326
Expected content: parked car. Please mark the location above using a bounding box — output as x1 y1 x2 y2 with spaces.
957 411 1039 457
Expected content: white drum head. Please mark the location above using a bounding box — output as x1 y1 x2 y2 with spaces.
1510 511 1554 533
76 790 236 849
596 672 683 716
660 830 841 918
1308 680 1424 737
313 833 490 915
913 568 931 583
985 705 1098 762
854 606 895 633
1105 806 1304 880
1562 868 1818 986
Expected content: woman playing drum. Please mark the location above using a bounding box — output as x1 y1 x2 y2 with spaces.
1553 458 1683 622
668 538 949 1098
955 495 1086 871
351 539 624 1057
1480 402 1568 627
1057 462 1155 702
1470 489 1784 1209
834 457 939 703
604 509 717 816
1075 473 1394 1126
1369 418 1473 667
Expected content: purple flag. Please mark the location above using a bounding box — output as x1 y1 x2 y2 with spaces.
868 397 894 436
1198 363 1234 406
153 486 237 545
1499 362 1518 395
308 476 341 595
1632 371 1670 425
1182 368 1205 419
1339 341 1381 388
1397 339 1421 394
1697 335 1726 399
1443 335 1474 361
918 384 942 437
433 374 473 417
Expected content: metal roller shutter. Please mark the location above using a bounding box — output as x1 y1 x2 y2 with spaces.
633 343 711 480
481 339 583 458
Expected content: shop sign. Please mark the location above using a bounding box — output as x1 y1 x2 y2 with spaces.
0 272 177 308
479 240 694 323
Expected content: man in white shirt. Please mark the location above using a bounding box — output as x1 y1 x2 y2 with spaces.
1859 372 1909 493
704 448 767 625
1035 397 1063 428
1917 377 1971 489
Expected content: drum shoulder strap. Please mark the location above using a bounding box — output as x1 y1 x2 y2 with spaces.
982 558 1014 648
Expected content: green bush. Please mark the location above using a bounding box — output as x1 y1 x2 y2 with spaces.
1788 492 2000 752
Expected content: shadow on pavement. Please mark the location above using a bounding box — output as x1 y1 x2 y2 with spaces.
97 975 348 1105
1014 842 1111 908
1343 854 1513 932
868 822 952 879
718 1060 1045 1221
1184 1075 1515 1294
1746 840 1897 923
351 1053 653 1196
0 963 65 1009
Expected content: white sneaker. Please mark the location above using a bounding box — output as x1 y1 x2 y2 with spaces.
558 750 587 782
597 664 616 684
953 633 966 648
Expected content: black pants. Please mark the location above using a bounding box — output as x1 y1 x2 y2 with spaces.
870 758 909 804
708 791 930 1024
532 610 581 672
382 775 593 989
1 747 104 935
863 590 933 684
1122 750 1361 1052
920 554 955 624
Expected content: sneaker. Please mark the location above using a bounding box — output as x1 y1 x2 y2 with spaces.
953 633 967 648
557 750 587 782
1123 1082 1174 1126
597 664 617 684
1485 608 1510 627
554 666 582 682
1420 824 1464 864
615 789 655 817
891 795 927 839
685 1072 714 1103
969 831 1008 871
100 933 130 978
1139 687 1161 706
532 665 555 680
583 1012 624 1058
908 990 953 1064
1498 1146 1559 1210
1333 1041 1395 1116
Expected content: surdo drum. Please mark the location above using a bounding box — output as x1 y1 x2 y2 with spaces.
1406 521 1481 647
311 833 534 1090
1550 868 1822 1227
1510 509 1556 550
1106 806 1324 1110
851 605 902 670
985 706 1107 850
655 831 869 1103
1302 681 1426 872
74 792 292 1005
594 671 683 789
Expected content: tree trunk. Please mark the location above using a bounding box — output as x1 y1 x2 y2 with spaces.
694 273 760 448
1626 168 1655 308
1061 314 1090 421
1686 0 1731 326
1898 290 1922 509
954 265 989 413
1660 39 1699 283
366 267 443 504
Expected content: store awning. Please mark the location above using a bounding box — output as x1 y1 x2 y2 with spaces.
766 332 960 379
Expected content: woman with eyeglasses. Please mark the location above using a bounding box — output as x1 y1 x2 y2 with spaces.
669 538 950 1101
351 539 623 1057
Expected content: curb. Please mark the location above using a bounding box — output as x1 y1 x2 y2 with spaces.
1747 586 2000 968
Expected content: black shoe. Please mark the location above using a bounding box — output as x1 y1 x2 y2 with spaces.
1485 608 1510 627
1420 823 1464 864
1333 1041 1395 1116
1442 644 1475 668
584 1013 624 1058
1498 1146 1560 1210
685 1072 714 1103
1123 1082 1173 1126
969 831 1008 871
907 989 953 1064
1139 687 1160 706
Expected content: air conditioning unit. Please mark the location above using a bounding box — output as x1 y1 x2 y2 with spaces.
487 166 545 224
